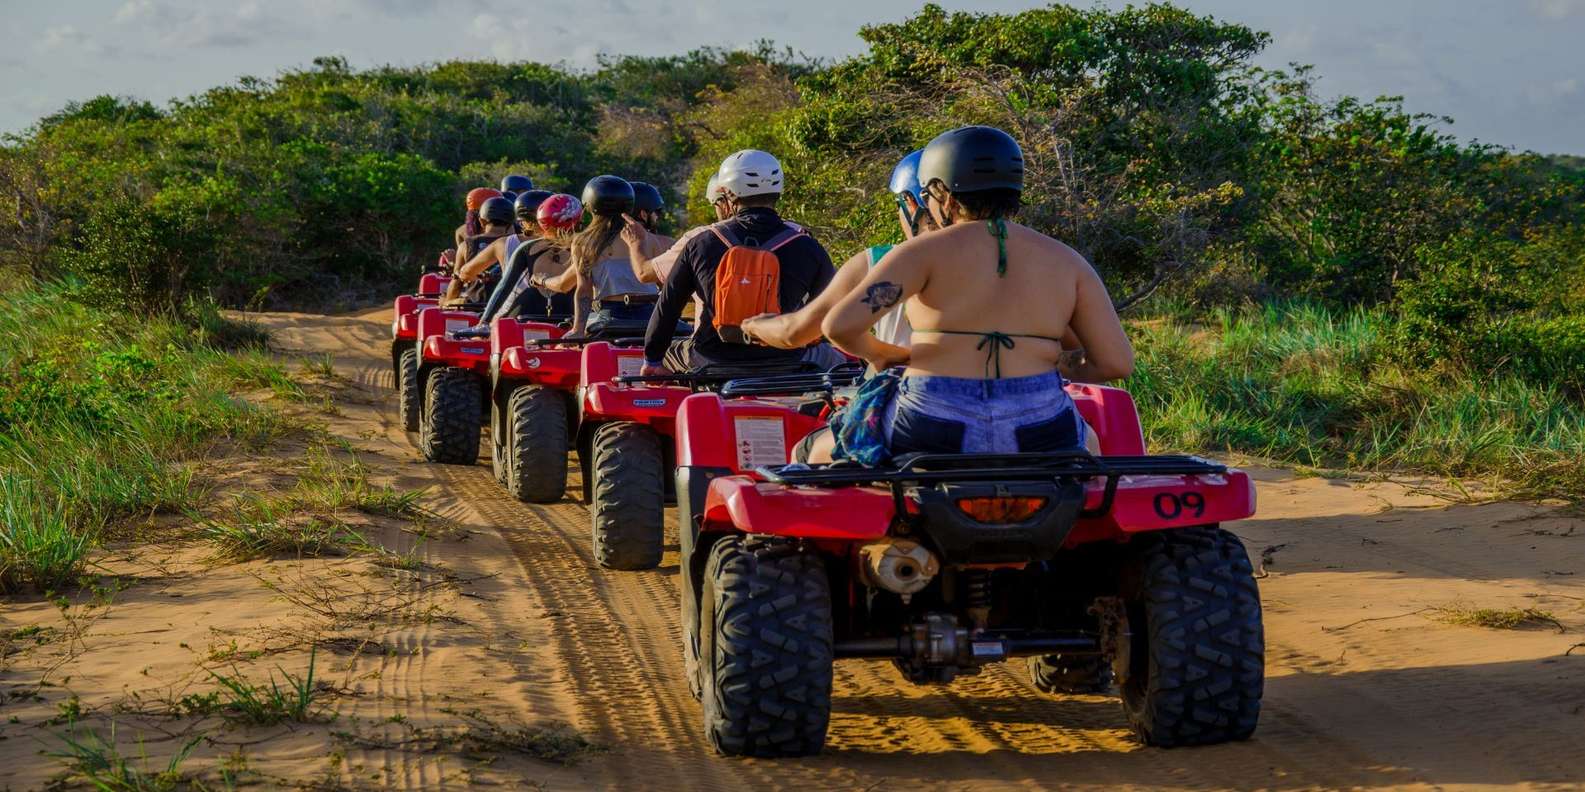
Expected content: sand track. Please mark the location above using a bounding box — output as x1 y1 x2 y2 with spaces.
262 307 1585 791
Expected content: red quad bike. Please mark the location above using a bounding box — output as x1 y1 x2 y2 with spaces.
578 360 853 571
391 268 453 432
412 303 496 464
674 378 1263 758
484 316 595 501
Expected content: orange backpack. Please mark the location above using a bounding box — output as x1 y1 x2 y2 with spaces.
708 222 806 344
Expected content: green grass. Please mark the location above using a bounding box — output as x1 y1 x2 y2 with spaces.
51 722 201 792
204 648 321 726
1126 302 1585 500
1431 605 1563 631
0 286 292 592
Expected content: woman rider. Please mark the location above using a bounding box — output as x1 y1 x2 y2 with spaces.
454 187 502 252
820 125 1133 460
530 176 659 335
493 194 582 322
475 190 556 323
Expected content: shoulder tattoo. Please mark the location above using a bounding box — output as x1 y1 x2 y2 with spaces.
861 281 904 314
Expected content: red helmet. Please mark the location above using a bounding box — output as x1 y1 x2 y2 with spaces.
465 187 502 211
536 193 583 232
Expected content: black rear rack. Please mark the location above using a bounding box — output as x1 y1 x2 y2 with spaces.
526 335 646 349
614 361 860 394
755 452 1228 519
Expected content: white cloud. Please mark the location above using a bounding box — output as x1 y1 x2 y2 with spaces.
1526 77 1581 104
1532 0 1585 19
36 25 109 55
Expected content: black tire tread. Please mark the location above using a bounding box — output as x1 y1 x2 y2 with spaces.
398 348 420 433
1123 526 1263 747
421 367 481 464
589 422 665 570
1028 653 1113 695
508 385 569 503
704 535 833 757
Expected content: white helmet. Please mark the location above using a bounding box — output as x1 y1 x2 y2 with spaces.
716 149 783 198
705 173 725 204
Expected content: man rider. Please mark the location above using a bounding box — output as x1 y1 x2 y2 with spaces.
626 174 729 285
641 150 843 374
443 196 516 306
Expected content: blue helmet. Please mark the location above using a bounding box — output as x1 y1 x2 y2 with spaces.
889 149 924 203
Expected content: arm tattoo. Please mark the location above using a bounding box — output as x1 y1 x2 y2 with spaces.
861 281 904 314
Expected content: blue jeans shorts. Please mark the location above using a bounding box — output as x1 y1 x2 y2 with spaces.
884 372 1088 455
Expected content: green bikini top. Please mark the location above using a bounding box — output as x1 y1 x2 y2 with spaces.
913 219 1064 379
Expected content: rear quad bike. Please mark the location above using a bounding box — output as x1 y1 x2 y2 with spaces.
674 379 1263 758
413 305 491 464
579 359 852 571
389 271 452 432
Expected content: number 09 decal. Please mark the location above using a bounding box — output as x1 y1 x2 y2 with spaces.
1152 491 1206 520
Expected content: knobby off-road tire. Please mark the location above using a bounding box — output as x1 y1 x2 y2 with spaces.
589 422 664 570
1120 526 1263 747
490 402 510 486
420 367 481 465
701 535 833 757
1028 653 1113 695
508 385 569 503
398 348 421 433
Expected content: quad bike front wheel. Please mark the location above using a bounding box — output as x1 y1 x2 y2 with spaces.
701 535 833 757
1118 526 1263 747
490 401 510 487
589 422 664 570
398 348 421 432
420 367 481 465
508 385 569 503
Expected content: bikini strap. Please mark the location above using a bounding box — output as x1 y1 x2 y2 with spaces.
987 218 1008 277
917 328 1067 380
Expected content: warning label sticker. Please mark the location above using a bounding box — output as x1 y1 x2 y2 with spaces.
445 318 473 333
617 356 644 377
523 329 551 341
734 417 787 470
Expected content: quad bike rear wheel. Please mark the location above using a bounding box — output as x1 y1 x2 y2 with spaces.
398 348 421 432
1028 653 1113 695
701 535 832 757
421 367 481 464
1118 526 1263 747
490 402 510 486
589 422 664 570
508 385 569 503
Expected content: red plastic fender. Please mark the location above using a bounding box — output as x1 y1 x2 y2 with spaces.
489 317 565 360
392 295 438 340
580 342 684 426
701 477 895 540
674 393 825 470
419 273 451 297
1066 384 1147 456
499 347 583 388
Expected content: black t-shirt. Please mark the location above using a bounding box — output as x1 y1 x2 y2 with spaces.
643 207 835 364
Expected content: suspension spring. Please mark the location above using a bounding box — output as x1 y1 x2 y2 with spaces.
965 569 992 610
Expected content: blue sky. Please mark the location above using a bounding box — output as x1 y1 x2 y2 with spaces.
3 1 1582 153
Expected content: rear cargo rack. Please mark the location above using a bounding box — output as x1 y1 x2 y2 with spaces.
612 361 853 392
755 452 1228 519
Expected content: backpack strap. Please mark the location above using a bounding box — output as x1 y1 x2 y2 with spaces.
708 222 740 248
761 223 807 252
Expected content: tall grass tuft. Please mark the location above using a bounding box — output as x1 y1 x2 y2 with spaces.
0 285 292 592
1127 302 1585 499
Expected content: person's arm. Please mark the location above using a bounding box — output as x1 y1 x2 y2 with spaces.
534 260 580 294
621 214 659 283
441 276 465 307
642 245 698 372
742 249 868 349
822 246 928 369
570 273 595 335
1061 259 1134 383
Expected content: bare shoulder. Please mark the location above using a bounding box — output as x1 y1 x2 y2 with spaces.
1008 221 1090 271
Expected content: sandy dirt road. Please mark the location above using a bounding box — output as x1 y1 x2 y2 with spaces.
262 306 1585 791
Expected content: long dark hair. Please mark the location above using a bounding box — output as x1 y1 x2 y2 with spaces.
571 213 623 276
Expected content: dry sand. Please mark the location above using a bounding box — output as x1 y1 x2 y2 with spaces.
2 307 1581 790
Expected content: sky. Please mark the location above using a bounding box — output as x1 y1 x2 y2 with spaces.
2 0 1583 154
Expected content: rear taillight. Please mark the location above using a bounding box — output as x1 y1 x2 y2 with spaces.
955 496 1048 524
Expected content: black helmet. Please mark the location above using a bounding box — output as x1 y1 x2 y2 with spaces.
479 196 515 225
515 189 553 218
580 175 635 217
630 181 664 214
917 125 1024 194
501 190 518 204
500 174 534 193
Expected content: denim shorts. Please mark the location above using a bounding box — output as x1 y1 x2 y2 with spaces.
884 371 1087 455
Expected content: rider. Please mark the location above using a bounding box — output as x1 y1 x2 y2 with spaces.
455 187 502 252
497 194 582 321
820 125 1133 460
740 149 937 351
641 150 843 374
626 175 729 285
475 190 556 323
443 195 516 306
530 176 659 335
500 174 533 194
620 181 676 283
